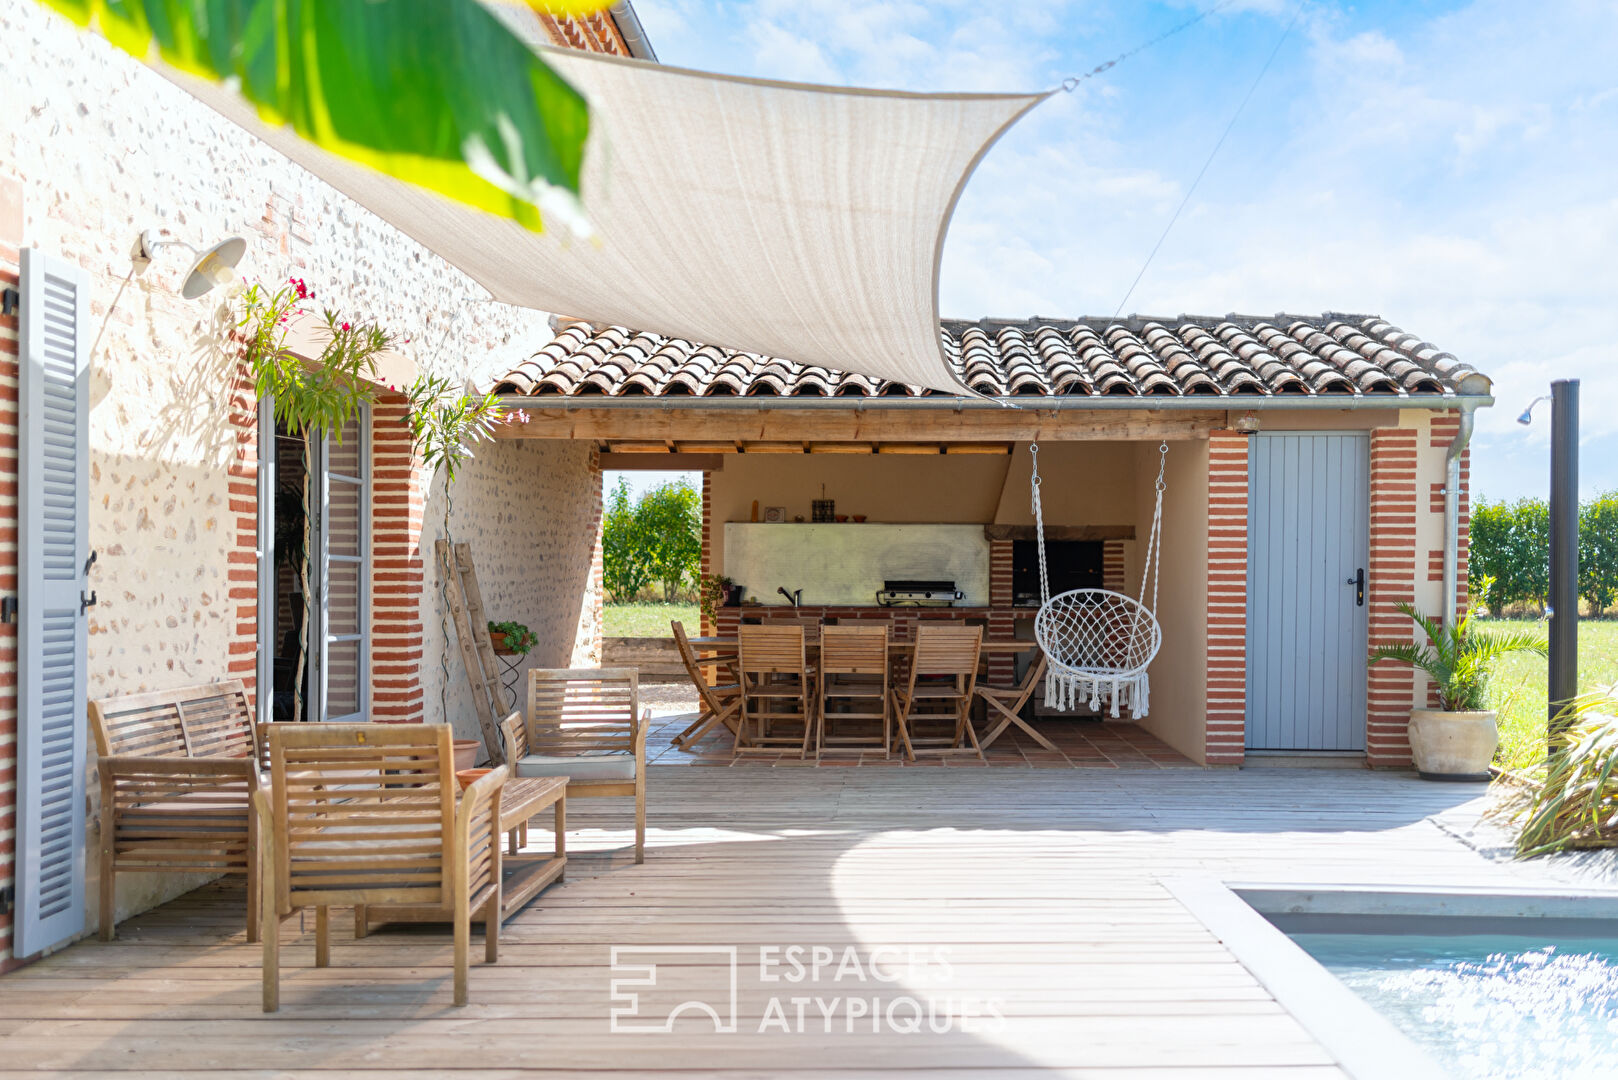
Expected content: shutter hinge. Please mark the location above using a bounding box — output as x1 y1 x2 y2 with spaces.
80 590 98 614
0 287 17 317
0 597 13 624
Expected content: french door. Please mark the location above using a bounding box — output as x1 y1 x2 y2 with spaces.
257 408 371 723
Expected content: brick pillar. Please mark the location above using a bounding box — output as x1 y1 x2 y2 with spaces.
1367 428 1419 765
1205 432 1249 765
225 364 259 708
0 251 20 972
1102 540 1126 593
987 539 1015 684
1427 411 1470 620
370 394 427 723
700 469 714 636
586 443 604 664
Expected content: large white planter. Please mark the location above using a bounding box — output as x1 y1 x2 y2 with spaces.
1408 708 1497 780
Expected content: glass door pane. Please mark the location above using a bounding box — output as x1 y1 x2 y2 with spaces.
316 412 370 721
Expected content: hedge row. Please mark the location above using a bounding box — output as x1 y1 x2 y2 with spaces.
1469 493 1618 615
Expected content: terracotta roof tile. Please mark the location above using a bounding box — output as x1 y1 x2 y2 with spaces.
493 314 1486 401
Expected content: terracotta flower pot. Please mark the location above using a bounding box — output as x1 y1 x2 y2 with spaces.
1408 708 1496 781
456 767 492 791
452 739 480 773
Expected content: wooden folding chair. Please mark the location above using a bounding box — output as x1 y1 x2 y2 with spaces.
254 722 507 1011
735 624 815 758
670 620 741 748
973 652 1060 753
892 624 985 761
511 669 648 863
818 625 890 757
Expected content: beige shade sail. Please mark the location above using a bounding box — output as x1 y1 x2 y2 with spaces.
160 48 1047 394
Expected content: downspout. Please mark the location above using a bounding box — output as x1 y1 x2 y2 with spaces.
1441 401 1480 629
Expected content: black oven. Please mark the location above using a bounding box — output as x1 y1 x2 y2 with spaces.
1011 540 1103 606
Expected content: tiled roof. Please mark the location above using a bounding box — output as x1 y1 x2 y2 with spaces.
492 314 1485 400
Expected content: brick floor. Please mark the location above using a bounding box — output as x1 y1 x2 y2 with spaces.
643 686 1198 769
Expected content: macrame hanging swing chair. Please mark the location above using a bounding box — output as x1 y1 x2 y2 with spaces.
1029 441 1168 720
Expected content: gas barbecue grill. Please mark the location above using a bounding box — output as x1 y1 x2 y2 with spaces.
875 579 963 607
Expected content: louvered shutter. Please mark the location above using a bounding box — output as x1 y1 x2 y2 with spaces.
16 249 91 956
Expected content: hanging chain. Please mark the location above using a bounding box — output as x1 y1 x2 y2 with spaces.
1029 443 1050 607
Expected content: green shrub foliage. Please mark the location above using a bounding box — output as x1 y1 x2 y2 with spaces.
1469 492 1618 615
602 478 702 602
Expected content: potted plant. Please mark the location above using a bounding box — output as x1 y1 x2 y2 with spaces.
1369 602 1548 780
487 620 537 656
698 574 736 624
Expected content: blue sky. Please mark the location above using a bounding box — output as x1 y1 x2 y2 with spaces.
625 0 1618 502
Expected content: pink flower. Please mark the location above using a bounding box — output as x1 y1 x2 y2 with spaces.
341 322 351 332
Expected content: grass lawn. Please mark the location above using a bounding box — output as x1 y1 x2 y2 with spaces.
603 601 698 638
1489 617 1618 772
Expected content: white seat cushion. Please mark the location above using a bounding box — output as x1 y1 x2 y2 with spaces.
514 753 636 782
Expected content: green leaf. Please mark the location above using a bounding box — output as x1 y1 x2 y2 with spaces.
38 0 590 231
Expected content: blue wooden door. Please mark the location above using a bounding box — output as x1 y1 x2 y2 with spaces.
1245 433 1370 751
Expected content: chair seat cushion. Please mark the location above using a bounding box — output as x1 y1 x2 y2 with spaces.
515 753 636 782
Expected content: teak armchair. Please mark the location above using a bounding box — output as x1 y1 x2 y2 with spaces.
254 722 508 1011
505 668 647 863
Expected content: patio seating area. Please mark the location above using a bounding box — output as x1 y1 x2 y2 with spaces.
0 764 1552 1076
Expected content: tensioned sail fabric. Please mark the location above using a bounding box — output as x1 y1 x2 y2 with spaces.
162 47 1047 394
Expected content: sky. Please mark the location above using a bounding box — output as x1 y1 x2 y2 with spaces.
620 0 1618 503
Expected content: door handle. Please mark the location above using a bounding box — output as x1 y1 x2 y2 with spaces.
1346 568 1365 607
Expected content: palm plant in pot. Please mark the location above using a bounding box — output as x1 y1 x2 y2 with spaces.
1369 602 1548 780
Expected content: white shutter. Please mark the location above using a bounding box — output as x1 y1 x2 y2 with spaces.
16 249 91 956
255 398 274 727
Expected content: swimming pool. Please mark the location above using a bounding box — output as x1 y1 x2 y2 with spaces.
1170 881 1618 1080
1291 924 1618 1080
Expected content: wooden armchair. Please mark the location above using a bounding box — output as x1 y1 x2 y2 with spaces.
254 722 507 1011
503 668 648 863
670 620 741 749
892 625 985 761
88 680 264 942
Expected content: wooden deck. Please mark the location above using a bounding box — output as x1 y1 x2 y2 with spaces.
0 766 1563 1077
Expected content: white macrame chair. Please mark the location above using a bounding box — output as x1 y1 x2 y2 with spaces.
1029 442 1167 719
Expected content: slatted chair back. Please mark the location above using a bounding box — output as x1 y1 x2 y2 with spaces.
89 680 257 760
266 722 459 911
526 668 640 756
820 625 889 676
762 615 820 644
672 621 732 710
911 624 984 680
738 624 808 676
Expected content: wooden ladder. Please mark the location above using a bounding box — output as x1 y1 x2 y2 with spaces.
437 540 509 764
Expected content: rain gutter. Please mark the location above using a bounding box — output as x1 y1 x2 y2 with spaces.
497 393 1495 413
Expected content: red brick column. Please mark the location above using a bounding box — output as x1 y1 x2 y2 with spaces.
1427 411 1470 619
1205 432 1249 765
371 394 427 723
699 470 713 635
225 364 259 708
1367 428 1419 766
0 251 20 971
1102 540 1126 593
987 539 1015 684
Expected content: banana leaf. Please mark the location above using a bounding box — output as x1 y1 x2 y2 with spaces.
38 0 595 232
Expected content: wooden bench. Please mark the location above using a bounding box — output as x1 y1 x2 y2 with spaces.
88 680 263 942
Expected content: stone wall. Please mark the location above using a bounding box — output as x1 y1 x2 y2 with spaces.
0 4 604 969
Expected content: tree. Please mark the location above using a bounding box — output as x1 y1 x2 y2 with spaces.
1580 492 1618 615
636 480 701 601
1510 497 1552 614
1469 498 1516 614
38 0 598 231
602 480 654 601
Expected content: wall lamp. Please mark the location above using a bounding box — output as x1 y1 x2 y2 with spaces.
131 229 247 299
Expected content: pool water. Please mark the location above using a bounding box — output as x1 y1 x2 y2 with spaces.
1290 931 1618 1080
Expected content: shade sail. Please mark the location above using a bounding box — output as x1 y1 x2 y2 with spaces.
161 48 1047 394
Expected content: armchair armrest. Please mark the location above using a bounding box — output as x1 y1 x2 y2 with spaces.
456 765 510 898
634 709 650 762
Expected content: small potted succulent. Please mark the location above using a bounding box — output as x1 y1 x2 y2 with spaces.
487 619 537 656
1369 602 1548 780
